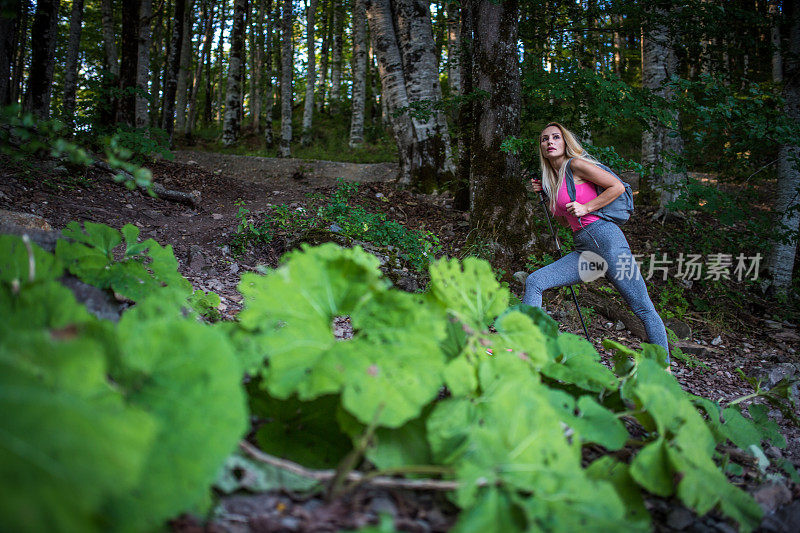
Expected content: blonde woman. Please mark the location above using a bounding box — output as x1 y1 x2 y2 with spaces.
524 122 670 360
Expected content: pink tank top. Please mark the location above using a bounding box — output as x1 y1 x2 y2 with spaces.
553 178 601 232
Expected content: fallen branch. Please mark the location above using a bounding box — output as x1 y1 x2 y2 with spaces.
239 440 460 492
93 160 201 208
582 290 648 342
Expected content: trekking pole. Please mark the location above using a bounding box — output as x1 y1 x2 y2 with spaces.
536 188 591 342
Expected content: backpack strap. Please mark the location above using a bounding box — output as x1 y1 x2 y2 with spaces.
564 158 577 203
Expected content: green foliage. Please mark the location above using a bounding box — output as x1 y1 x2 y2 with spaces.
0 232 247 533
230 179 441 271
55 221 219 317
657 279 690 321
108 125 174 165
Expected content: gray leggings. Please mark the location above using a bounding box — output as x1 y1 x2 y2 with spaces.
523 219 669 359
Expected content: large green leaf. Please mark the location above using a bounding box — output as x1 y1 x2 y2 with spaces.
0 234 62 285
542 334 618 392
427 257 509 330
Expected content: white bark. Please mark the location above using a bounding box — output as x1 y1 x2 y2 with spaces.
63 0 85 129
446 2 460 94
223 0 247 146
175 0 195 134
641 9 685 211
302 0 317 145
767 3 799 292
101 0 120 76
770 2 783 83
136 0 153 129
348 0 366 148
279 0 293 157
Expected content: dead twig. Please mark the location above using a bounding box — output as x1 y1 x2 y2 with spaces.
93 160 201 208
239 441 459 492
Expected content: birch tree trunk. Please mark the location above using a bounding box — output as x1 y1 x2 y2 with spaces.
446 2 460 94
365 0 455 191
317 0 331 112
223 0 247 146
186 0 214 136
330 0 343 111
641 6 685 215
767 2 800 293
302 0 318 145
23 0 59 120
175 0 194 134
101 0 120 76
135 0 153 129
215 0 227 123
162 0 187 142
348 0 366 148
770 1 783 83
264 0 275 145
62 0 85 129
465 0 535 264
279 0 293 156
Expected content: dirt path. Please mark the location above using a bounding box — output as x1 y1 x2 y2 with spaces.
173 150 399 188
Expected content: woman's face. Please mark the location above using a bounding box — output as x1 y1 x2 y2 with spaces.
540 126 565 160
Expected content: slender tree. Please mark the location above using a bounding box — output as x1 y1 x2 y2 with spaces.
331 0 343 111
264 0 275 144
136 0 153 129
118 0 142 126
187 0 215 136
348 0 367 147
162 0 187 142
223 0 247 145
250 0 265 133
175 0 195 134
463 0 535 263
150 1 166 125
302 0 318 145
215 0 227 122
10 0 29 105
101 0 120 76
22 0 59 119
317 0 332 111
767 1 800 293
62 0 85 128
770 1 782 83
1 0 20 105
279 0 293 156
446 1 460 94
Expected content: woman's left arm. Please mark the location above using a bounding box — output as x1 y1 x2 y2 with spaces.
564 158 625 218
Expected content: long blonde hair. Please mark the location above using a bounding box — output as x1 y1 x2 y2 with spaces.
538 122 599 213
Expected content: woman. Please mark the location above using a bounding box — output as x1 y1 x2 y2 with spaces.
524 122 670 361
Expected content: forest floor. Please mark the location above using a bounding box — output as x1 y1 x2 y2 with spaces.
1 149 799 532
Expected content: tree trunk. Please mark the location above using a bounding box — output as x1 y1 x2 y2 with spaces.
175 0 195 134
446 2 460 94
101 0 120 76
465 0 535 265
162 0 187 142
136 0 153 129
348 0 366 148
187 0 213 136
23 0 59 120
331 0 343 111
279 0 293 156
250 0 265 133
393 0 455 187
264 0 275 145
641 6 685 214
62 0 85 128
452 0 471 211
150 1 165 125
302 0 318 145
0 0 19 105
118 0 142 127
223 0 247 146
317 0 331 112
767 1 800 293
215 0 228 123
10 0 29 105
770 1 783 83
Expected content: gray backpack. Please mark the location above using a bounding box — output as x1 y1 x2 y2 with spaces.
564 158 634 225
